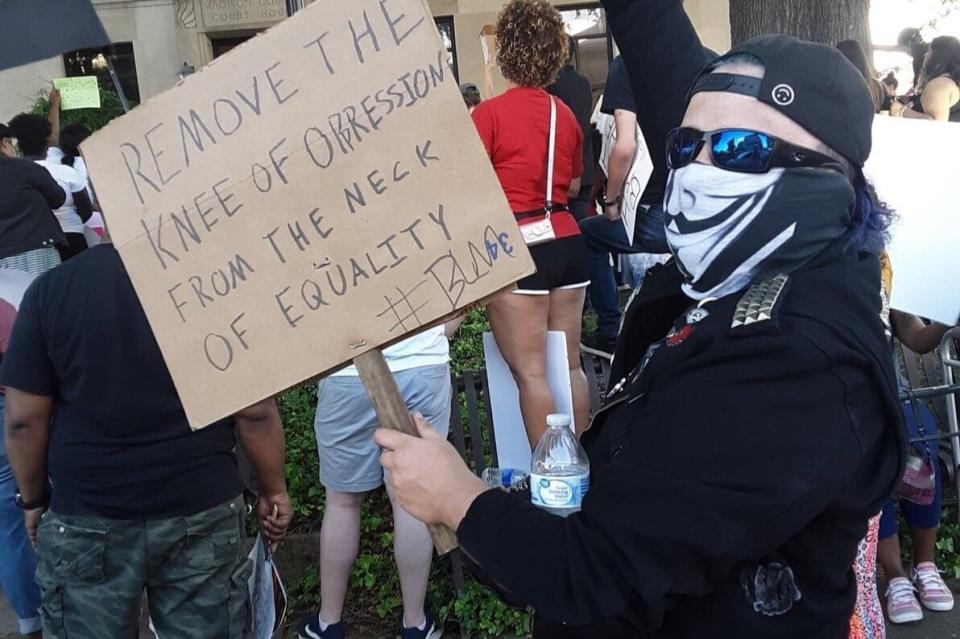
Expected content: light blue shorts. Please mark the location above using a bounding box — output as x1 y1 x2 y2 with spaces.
314 364 452 492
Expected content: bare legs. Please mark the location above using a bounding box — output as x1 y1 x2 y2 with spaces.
318 488 433 629
487 292 553 446
487 287 590 446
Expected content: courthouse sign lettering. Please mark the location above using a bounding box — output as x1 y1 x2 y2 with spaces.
201 0 286 30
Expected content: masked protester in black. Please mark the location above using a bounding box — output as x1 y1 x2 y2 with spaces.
374 1 905 637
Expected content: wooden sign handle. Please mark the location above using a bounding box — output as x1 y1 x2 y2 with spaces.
353 349 459 556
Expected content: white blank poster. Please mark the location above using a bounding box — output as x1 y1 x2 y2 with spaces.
865 116 960 325
483 331 575 472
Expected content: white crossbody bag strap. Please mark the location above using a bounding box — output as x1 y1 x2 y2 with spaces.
518 95 559 247
545 96 557 217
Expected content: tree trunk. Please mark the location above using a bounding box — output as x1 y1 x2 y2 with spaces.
729 0 872 53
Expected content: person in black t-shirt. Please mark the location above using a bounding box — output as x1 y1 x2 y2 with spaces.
0 244 292 637
580 47 718 359
579 56 644 358
547 36 596 222
899 27 929 89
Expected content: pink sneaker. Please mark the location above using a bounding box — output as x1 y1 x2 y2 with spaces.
886 577 924 623
912 562 955 612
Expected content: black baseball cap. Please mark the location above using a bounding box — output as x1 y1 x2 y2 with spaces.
688 35 876 168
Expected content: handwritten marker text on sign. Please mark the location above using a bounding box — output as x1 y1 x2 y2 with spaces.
81 0 534 428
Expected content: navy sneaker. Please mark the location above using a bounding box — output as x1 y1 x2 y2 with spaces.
400 610 443 639
297 612 345 639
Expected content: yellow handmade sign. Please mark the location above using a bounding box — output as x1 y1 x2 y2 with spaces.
53 76 100 110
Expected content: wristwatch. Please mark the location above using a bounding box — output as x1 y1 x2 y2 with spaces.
15 486 50 511
602 194 622 209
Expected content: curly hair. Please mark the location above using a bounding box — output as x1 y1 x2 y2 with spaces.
8 113 51 157
496 0 569 88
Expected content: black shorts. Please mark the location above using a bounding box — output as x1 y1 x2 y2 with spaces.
515 235 591 294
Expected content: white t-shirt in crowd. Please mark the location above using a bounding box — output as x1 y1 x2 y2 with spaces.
47 148 91 196
332 326 450 376
46 146 64 163
36 157 87 234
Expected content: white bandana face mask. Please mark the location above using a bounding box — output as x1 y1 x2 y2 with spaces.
664 163 853 301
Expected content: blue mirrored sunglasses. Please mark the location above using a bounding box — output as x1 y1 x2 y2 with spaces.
666 127 842 174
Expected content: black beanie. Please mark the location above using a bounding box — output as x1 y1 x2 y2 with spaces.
691 35 876 168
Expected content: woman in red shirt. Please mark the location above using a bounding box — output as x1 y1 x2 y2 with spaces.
473 0 590 446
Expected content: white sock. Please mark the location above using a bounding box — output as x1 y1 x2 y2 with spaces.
416 618 427 631
318 616 333 632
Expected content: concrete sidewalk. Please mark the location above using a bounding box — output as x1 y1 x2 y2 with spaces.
888 608 960 639
4 587 960 638
0 587 15 639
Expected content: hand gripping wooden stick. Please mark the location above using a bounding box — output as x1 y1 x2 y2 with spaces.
353 349 459 555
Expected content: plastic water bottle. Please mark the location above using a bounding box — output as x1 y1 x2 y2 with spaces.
530 414 590 517
482 468 530 490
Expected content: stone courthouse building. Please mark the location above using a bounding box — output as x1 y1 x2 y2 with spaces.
0 0 729 121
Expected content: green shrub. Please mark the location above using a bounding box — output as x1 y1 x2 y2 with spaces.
440 580 532 638
277 385 323 527
933 507 960 579
449 309 489 375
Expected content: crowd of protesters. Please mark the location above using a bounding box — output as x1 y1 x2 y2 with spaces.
1 0 960 637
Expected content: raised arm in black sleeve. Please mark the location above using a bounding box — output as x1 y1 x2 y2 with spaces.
600 57 636 115
601 0 708 205
73 189 93 223
26 162 67 210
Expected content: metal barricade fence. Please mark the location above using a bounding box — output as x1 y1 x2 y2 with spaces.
938 327 960 520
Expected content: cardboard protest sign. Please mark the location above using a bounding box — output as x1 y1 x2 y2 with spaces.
81 0 535 428
865 115 960 325
53 76 100 110
480 25 496 66
619 130 653 243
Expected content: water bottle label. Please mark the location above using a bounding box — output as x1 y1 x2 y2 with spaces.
531 473 589 509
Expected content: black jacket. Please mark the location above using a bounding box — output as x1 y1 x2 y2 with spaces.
457 248 904 638
0 156 66 259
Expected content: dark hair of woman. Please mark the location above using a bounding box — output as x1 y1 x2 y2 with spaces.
923 35 960 86
6 113 51 157
59 123 92 168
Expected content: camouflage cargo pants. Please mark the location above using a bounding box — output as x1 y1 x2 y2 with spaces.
35 495 251 638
